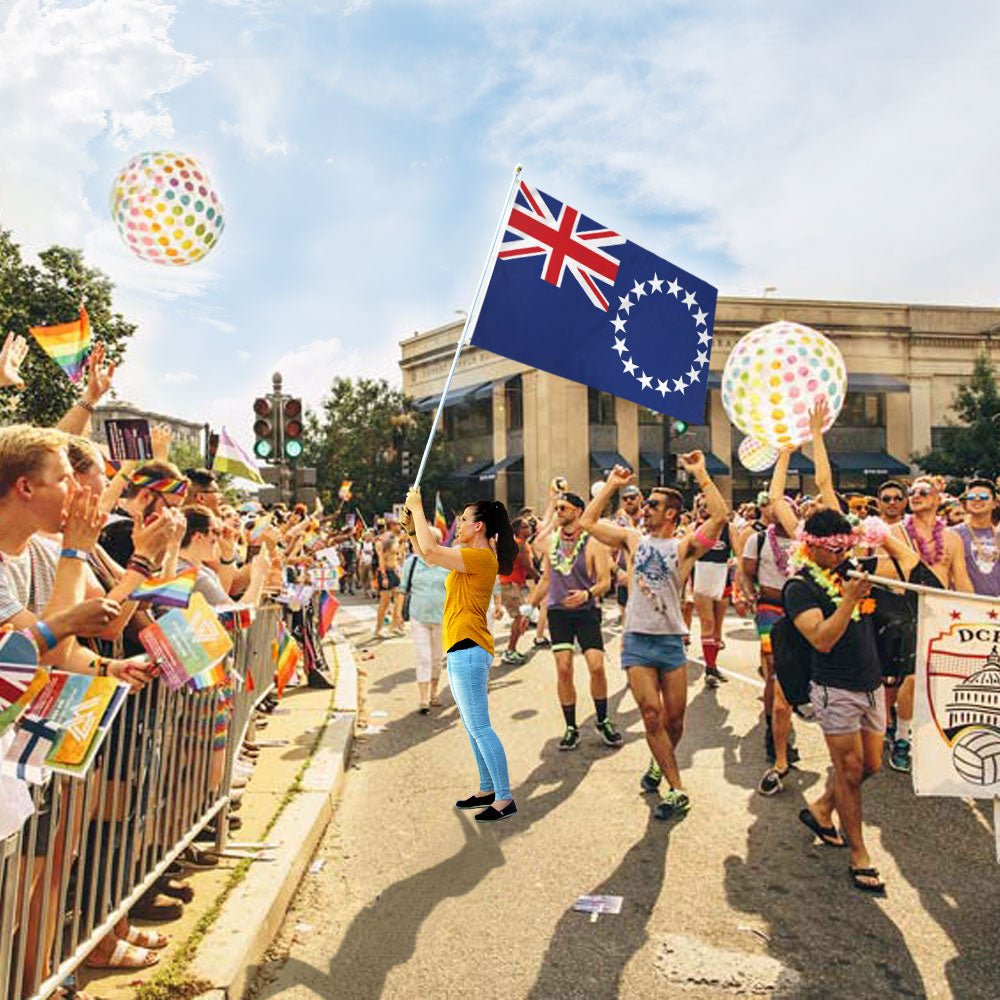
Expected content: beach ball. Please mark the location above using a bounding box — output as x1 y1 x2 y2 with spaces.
738 435 779 473
110 151 225 266
721 321 846 449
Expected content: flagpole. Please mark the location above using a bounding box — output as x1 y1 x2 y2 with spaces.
412 164 523 490
846 571 1000 605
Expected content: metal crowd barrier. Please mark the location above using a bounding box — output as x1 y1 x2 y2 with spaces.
0 604 283 1000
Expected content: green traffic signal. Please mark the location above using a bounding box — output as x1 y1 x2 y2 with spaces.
254 438 273 459
673 419 689 435
284 439 303 460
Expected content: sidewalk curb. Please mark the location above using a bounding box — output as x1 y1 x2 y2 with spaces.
190 645 357 1000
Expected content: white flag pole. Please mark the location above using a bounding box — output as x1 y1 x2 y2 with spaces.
411 164 523 490
846 571 1000 606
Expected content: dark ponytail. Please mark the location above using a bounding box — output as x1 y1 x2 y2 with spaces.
469 498 518 575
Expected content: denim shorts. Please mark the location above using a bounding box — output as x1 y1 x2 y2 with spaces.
809 681 886 736
621 632 687 672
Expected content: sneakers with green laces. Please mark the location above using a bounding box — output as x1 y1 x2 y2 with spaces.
558 725 580 751
889 737 911 773
653 788 691 821
640 759 662 794
596 717 623 748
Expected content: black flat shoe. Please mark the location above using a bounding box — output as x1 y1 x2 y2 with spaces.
456 792 495 810
475 801 517 822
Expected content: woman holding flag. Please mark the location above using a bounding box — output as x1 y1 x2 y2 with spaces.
403 488 519 821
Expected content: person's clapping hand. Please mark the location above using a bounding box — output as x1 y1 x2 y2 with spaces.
48 598 121 638
62 486 103 553
82 341 116 407
0 331 29 389
131 510 176 564
150 423 173 462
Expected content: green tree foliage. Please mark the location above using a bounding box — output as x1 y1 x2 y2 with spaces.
913 351 1000 479
304 377 456 520
0 229 137 427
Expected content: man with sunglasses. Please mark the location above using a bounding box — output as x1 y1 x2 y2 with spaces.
876 481 907 527
527 491 621 750
954 479 1000 597
582 453 728 820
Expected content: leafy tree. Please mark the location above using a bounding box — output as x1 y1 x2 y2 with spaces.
168 439 209 474
304 377 456 520
913 351 1000 479
0 229 137 427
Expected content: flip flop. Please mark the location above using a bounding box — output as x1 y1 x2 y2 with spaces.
798 807 846 848
122 926 168 950
850 867 887 896
85 939 159 970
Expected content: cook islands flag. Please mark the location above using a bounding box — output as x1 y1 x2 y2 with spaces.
468 178 716 425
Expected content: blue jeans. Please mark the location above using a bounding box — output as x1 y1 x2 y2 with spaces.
447 644 511 800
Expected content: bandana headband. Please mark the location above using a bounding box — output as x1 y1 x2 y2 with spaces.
797 530 854 551
130 473 188 496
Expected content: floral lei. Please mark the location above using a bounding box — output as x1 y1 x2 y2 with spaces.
766 524 791 578
550 530 588 576
792 547 876 620
904 514 945 566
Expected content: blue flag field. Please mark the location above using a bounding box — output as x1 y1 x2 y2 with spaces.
468 178 716 426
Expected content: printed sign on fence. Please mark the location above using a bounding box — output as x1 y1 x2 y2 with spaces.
140 592 233 690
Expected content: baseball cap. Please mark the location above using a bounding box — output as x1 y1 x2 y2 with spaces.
560 492 586 511
622 485 640 497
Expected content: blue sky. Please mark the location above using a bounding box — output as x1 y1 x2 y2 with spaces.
2 0 1000 445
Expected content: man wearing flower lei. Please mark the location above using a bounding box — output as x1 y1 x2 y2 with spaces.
527 491 621 751
580 451 728 821
882 475 972 772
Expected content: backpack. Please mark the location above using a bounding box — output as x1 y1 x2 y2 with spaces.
772 575 825 717
870 557 943 682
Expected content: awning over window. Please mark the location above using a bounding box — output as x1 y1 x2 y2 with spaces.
450 461 493 481
412 380 493 412
846 374 908 393
640 451 659 469
704 452 730 476
829 451 909 476
787 452 815 475
477 454 523 481
591 451 630 474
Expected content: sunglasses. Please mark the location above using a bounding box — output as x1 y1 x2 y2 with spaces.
964 491 993 502
554 504 577 513
642 498 663 510
879 494 905 503
908 486 934 498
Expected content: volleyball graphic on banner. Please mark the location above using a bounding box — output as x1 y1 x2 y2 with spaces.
952 729 1000 785
737 435 779 473
110 151 225 266
721 321 847 449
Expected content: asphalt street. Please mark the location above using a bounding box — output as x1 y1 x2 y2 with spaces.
248 598 1000 1000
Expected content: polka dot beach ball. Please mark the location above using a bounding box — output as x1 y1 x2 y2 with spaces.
737 435 779 473
721 321 846 449
110 151 225 266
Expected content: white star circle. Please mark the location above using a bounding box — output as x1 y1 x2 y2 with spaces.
608 272 713 396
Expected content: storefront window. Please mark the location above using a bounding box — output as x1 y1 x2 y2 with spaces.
505 376 523 432
588 388 616 425
838 392 884 427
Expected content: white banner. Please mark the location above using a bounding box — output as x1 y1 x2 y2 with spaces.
913 590 1000 798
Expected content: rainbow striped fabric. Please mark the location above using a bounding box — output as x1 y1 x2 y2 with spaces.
434 492 448 535
272 624 302 698
128 568 197 608
129 473 188 495
29 306 92 383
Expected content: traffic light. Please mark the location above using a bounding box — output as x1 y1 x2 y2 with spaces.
283 398 303 460
253 397 276 460
207 431 219 466
400 449 411 479
672 419 689 436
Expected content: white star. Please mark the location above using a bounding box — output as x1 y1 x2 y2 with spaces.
638 372 653 390
622 356 637 376
693 308 708 327
686 366 701 383
631 280 646 300
682 290 697 310
695 350 709 366
649 273 664 293
672 377 687 393
611 314 627 334
612 336 628 357
698 329 711 346
618 294 633 314
656 379 670 396
666 278 682 298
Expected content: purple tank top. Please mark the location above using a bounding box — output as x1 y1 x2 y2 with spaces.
548 532 597 610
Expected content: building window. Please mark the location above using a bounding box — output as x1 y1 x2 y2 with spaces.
588 388 616 426
838 392 884 428
505 376 523 432
639 407 661 426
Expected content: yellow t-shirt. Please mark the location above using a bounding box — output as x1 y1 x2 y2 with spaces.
442 547 499 655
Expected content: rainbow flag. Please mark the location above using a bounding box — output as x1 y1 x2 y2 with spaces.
434 492 448 535
30 306 91 383
128 568 197 608
444 514 459 546
317 590 339 639
129 473 188 495
189 660 229 691
272 624 302 698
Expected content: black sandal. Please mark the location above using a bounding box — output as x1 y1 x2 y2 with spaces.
798 807 846 848
850 867 886 895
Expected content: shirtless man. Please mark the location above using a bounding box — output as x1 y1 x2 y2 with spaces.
373 515 405 638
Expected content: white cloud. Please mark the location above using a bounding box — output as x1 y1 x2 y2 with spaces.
216 55 294 157
202 317 238 334
236 349 251 362
342 0 371 15
161 370 198 384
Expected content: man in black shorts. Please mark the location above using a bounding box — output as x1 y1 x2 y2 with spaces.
529 492 622 750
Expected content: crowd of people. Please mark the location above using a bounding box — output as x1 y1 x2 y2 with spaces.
0 335 353 1000
372 396 999 895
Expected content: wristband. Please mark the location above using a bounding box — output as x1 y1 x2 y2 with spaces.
127 558 152 578
77 399 96 414
35 620 57 652
220 556 237 565
693 528 715 549
97 658 109 677
60 547 89 561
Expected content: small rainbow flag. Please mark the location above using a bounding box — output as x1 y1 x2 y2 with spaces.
434 492 448 535
30 306 92 383
128 568 197 608
189 660 229 691
129 473 188 495
272 624 302 698
317 590 339 639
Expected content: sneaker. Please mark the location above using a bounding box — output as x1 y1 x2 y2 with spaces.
501 650 526 665
705 667 728 685
558 725 580 751
596 718 623 748
640 759 663 794
654 789 691 821
889 737 911 773
757 767 788 797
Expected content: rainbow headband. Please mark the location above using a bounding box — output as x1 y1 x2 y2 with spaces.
130 473 188 496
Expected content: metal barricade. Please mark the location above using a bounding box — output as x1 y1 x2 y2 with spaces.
0 605 282 1000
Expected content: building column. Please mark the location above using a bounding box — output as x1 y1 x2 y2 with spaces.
491 382 507 506
909 377 932 462
523 371 540 510
708 391 733 505
617 399 639 474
